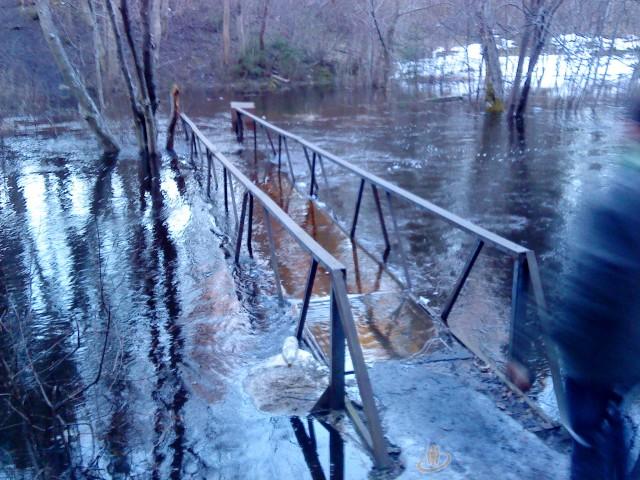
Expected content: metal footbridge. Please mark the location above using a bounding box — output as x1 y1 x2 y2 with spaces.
178 102 565 472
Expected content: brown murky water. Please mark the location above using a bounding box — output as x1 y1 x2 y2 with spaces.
0 86 629 477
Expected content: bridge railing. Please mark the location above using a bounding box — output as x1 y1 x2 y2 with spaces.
231 105 567 427
179 113 392 468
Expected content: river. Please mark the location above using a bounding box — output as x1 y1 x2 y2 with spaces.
0 86 629 478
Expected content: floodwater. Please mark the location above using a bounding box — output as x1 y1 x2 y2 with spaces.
188 87 630 401
0 86 630 478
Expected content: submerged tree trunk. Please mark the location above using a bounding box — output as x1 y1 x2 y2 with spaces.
595 2 623 106
35 0 119 155
383 0 400 91
478 2 504 112
515 0 565 118
369 0 398 90
508 21 533 118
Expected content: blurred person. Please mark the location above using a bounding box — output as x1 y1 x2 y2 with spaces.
549 100 640 479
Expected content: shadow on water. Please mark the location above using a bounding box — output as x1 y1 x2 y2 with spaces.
0 155 122 477
290 416 345 480
0 138 193 477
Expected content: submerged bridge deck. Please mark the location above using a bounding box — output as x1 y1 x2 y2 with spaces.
178 103 568 477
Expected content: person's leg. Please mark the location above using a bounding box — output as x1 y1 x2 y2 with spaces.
566 378 617 479
603 391 627 479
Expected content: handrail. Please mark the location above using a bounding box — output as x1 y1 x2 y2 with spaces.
179 112 393 469
233 107 529 257
231 104 568 430
181 114 344 274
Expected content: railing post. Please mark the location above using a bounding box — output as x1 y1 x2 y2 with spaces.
310 152 317 197
318 154 330 192
283 137 297 185
253 121 258 164
277 135 282 172
329 283 345 410
210 151 219 190
235 192 249 264
182 118 189 142
247 194 254 258
441 239 484 323
509 254 530 368
525 251 568 427
235 112 243 142
303 147 319 195
371 184 390 253
228 172 239 226
331 273 391 468
296 259 318 340
206 149 212 198
265 127 277 156
223 167 229 213
263 207 285 305
190 132 196 163
385 191 412 290
350 179 366 239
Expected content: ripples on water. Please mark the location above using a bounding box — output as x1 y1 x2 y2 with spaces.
0 87 629 477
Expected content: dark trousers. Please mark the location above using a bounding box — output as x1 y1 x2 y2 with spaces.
566 378 627 479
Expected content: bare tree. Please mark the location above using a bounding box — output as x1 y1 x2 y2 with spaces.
478 2 505 112
236 0 246 53
85 0 106 113
223 0 231 66
105 0 160 180
259 0 271 51
35 0 119 155
512 0 565 118
368 0 400 90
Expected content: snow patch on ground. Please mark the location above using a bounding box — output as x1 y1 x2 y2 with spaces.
397 34 640 97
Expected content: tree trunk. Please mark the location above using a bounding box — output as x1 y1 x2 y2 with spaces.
35 0 119 155
595 2 622 106
382 0 400 91
236 0 246 53
370 0 396 90
259 0 270 51
515 28 545 118
86 0 106 113
106 0 159 179
166 85 180 151
105 0 146 149
141 0 159 115
478 2 505 112
223 0 231 65
159 0 170 36
507 21 532 118
515 0 565 118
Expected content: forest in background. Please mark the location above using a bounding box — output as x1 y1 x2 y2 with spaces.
3 0 640 118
